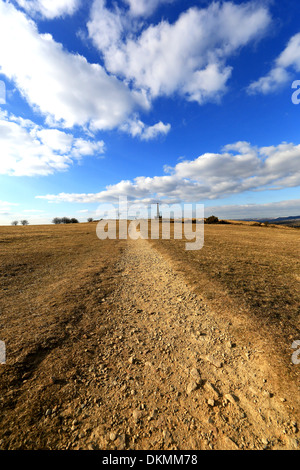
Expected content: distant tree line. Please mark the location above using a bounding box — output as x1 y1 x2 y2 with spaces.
11 220 29 226
52 217 79 225
204 216 230 224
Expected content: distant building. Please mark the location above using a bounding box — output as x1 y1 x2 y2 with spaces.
155 203 162 220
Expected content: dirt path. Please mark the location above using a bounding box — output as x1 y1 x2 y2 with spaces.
0 233 299 450
81 238 299 450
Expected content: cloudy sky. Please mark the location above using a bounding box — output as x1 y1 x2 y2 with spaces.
1 0 300 224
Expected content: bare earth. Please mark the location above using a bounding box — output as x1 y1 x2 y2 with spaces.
0 223 299 450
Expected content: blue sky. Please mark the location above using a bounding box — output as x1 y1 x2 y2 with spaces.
0 0 300 224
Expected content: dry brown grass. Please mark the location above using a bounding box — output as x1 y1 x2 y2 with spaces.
150 223 300 378
0 223 125 363
0 223 127 449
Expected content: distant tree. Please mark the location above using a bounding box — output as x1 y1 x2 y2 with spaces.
21 220 29 226
52 217 79 225
87 218 93 223
205 215 219 224
11 221 18 226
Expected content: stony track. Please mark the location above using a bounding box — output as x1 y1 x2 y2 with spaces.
82 239 299 450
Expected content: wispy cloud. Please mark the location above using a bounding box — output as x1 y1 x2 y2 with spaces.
0 200 19 208
248 32 300 94
205 199 300 219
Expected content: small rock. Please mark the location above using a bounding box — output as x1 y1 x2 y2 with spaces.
116 434 126 450
207 399 215 407
224 437 239 450
291 421 298 433
109 432 117 442
190 368 201 384
148 409 158 422
204 382 220 398
133 409 144 423
129 356 136 365
205 355 222 368
225 393 239 404
187 381 198 395
286 437 299 449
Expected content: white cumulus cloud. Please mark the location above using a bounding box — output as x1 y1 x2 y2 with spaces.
124 0 174 17
0 1 159 135
0 111 105 176
88 1 271 104
15 0 81 19
36 140 300 203
248 32 300 94
120 118 171 140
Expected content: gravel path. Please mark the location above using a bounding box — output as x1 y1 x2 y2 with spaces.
83 239 299 450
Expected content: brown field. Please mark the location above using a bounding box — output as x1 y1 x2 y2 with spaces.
0 222 299 450
151 222 300 367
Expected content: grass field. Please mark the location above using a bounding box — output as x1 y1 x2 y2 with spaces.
151 223 300 357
